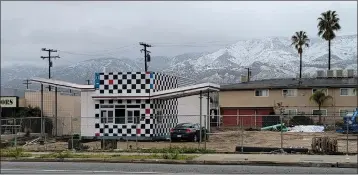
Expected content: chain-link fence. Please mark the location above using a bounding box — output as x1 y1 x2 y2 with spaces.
1 114 357 154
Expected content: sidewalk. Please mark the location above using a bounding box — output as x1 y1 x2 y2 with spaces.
195 154 357 164
3 152 358 168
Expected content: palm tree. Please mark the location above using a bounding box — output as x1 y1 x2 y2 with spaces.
309 89 333 124
291 31 310 79
317 10 341 70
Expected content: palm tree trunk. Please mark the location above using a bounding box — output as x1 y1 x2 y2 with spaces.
299 53 302 79
318 105 322 124
328 40 331 70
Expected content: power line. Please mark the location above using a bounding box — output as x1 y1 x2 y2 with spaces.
139 42 152 72
41 48 60 91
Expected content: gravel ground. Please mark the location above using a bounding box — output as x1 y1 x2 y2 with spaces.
20 130 358 153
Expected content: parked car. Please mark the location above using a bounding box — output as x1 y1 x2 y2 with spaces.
170 123 208 142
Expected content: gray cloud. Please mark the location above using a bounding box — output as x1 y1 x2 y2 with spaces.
1 1 357 67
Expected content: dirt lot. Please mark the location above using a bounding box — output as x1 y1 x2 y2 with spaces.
21 130 357 153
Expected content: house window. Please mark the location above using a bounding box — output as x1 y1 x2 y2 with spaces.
312 88 328 95
312 109 327 116
282 89 297 97
284 109 297 116
255 89 269 97
340 88 356 96
339 109 355 117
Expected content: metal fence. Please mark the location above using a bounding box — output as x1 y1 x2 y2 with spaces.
1 114 357 154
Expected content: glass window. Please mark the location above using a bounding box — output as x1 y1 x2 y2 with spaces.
255 89 269 97
100 110 107 123
340 88 356 96
107 110 114 123
312 88 328 95
282 89 297 97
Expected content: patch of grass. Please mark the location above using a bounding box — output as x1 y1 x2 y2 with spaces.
114 154 196 160
36 152 196 160
134 146 215 154
0 148 32 158
38 151 112 159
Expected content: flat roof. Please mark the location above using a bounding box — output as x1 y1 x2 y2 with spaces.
29 77 94 90
221 77 358 91
91 83 220 99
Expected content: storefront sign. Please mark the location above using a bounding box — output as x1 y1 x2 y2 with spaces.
94 72 100 89
0 96 18 108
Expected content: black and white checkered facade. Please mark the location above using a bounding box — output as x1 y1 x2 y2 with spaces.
93 72 178 138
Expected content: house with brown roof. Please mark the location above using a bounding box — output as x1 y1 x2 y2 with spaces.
219 69 357 127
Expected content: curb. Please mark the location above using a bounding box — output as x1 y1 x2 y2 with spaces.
1 158 357 168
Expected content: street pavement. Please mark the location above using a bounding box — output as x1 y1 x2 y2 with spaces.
1 162 357 174
22 152 358 164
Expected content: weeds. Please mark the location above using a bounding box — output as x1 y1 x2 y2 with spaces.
0 148 32 158
135 146 215 154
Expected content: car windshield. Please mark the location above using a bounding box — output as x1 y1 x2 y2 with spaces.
175 123 193 128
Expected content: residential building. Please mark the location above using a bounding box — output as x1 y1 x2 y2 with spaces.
219 70 357 127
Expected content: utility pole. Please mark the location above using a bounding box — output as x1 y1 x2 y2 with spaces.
86 80 91 85
139 42 152 72
23 79 32 89
41 48 60 91
245 68 251 82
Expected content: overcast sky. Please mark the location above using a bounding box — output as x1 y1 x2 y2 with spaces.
1 1 357 67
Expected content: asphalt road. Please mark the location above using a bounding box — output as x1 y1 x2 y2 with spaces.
1 162 357 174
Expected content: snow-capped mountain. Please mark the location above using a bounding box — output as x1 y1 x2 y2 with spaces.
1 35 357 90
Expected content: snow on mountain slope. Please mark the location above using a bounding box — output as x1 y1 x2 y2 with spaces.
1 35 357 90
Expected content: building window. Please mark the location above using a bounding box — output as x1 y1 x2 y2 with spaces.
100 110 114 123
282 89 297 97
255 89 269 97
100 102 141 124
339 109 355 117
312 109 327 116
284 109 297 116
340 88 356 96
312 88 328 95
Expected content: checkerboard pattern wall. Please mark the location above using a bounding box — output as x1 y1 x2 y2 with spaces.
91 72 179 139
94 99 154 137
95 72 178 95
153 73 179 92
153 99 178 137
96 72 153 95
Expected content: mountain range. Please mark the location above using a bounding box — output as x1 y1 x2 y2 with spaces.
1 34 357 91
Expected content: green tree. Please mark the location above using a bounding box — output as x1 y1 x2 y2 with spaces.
317 10 341 70
291 31 310 79
309 89 333 124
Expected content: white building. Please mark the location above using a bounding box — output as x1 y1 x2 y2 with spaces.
30 71 220 140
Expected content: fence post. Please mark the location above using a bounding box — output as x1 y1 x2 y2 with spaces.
71 115 74 151
13 118 17 148
199 91 203 148
204 115 207 150
280 115 283 150
346 119 349 155
241 116 244 153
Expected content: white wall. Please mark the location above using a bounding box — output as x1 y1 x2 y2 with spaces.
81 90 96 137
177 95 210 129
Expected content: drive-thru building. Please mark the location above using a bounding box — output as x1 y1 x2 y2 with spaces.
30 71 220 140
